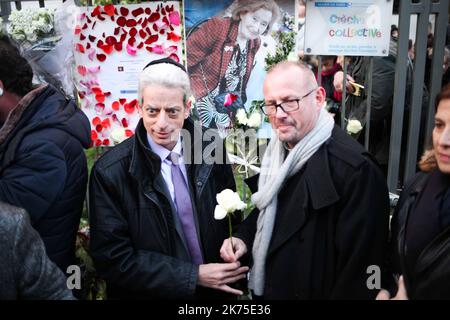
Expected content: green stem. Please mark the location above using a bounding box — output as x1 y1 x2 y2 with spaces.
228 214 234 253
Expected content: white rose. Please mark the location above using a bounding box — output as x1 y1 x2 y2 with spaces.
236 108 248 126
287 51 299 62
216 189 246 215
247 112 262 128
111 127 126 144
346 119 363 134
214 205 228 220
216 189 238 212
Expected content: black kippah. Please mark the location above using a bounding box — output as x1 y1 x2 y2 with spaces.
143 57 186 72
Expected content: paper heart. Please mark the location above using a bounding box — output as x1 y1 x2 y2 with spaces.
95 103 105 114
120 7 129 16
77 65 87 76
117 16 126 27
137 42 144 49
166 4 174 12
114 42 123 51
105 36 117 45
139 29 147 39
119 98 126 105
95 139 102 147
91 130 98 142
91 6 102 17
161 7 166 15
169 53 180 63
75 43 85 53
114 27 120 35
78 91 86 99
97 14 106 21
125 129 134 137
128 37 136 47
126 44 137 56
120 32 127 43
169 11 181 26
86 43 91 50
167 45 178 54
155 20 167 30
97 40 104 48
112 101 120 110
145 34 158 45
92 116 102 126
129 27 137 37
88 66 101 74
89 35 96 42
142 19 148 28
132 7 144 17
82 23 88 30
88 49 96 61
121 117 129 128
96 94 105 103
102 139 110 146
104 4 115 17
102 118 111 128
101 44 114 55
95 124 103 133
75 26 81 35
167 32 181 42
224 93 238 106
148 12 160 22
91 87 103 95
149 44 165 55
126 19 137 27
145 8 151 15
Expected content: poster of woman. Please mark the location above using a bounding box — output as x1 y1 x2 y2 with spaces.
186 0 295 134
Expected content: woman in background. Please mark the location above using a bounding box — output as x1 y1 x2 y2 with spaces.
186 0 279 132
378 84 450 300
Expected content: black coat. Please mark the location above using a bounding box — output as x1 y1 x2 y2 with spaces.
0 85 91 271
238 127 390 299
0 202 74 300
387 172 450 299
89 119 238 299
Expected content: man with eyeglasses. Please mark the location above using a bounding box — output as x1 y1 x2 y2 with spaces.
220 61 390 299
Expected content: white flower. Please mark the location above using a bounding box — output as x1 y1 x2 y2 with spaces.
236 109 248 126
214 189 246 220
247 112 262 128
287 51 299 62
346 119 363 134
111 127 126 144
214 205 227 220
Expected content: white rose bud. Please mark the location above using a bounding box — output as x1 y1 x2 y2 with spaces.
236 108 248 126
111 127 126 144
346 119 363 134
247 112 262 128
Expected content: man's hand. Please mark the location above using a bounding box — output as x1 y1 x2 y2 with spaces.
333 71 355 93
375 275 409 300
198 262 249 295
220 237 247 263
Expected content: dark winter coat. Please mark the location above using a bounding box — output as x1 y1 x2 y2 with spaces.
0 84 91 271
89 119 239 299
0 201 74 300
387 171 450 299
237 127 390 299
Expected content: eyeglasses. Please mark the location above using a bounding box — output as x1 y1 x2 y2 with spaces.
261 88 317 116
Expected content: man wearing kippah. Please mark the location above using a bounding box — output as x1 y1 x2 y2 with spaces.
89 58 248 299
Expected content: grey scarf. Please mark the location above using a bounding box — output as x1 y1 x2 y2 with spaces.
249 108 335 296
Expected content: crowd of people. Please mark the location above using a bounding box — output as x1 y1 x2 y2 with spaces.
0 0 449 301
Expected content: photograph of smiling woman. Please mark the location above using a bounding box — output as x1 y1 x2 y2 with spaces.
186 0 281 134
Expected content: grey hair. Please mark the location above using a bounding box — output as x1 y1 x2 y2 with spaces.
138 62 191 107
